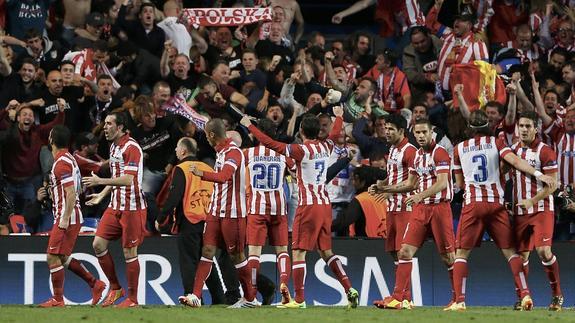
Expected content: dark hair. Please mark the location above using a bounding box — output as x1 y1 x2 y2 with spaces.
257 118 277 138
409 26 430 38
518 110 539 126
300 114 321 139
468 110 492 136
242 48 258 58
543 88 560 100
376 48 397 67
108 112 128 133
564 60 575 71
484 101 505 115
354 166 384 190
97 74 112 83
198 75 217 89
414 117 432 129
24 28 42 40
139 2 156 14
60 60 75 69
50 125 71 149
385 114 407 130
93 39 108 52
19 58 38 70
211 60 229 72
549 47 569 60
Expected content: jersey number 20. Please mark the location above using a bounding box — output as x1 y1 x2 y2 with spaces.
252 163 281 190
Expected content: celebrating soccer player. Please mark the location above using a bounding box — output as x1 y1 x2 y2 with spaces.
179 118 257 309
370 114 417 310
448 110 557 311
244 118 294 305
373 118 456 310
83 112 148 308
511 111 563 310
39 125 105 307
240 106 359 309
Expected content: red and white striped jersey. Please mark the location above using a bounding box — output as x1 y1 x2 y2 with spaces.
386 137 417 212
247 117 344 207
511 139 557 215
50 150 83 225
438 32 489 90
204 139 246 218
109 134 146 211
453 136 511 205
543 120 575 187
245 146 292 216
409 142 452 204
288 140 334 206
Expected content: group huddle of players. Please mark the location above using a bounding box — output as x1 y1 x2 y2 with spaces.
37 105 564 311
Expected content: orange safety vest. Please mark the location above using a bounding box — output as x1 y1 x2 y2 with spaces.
349 192 387 238
178 161 214 224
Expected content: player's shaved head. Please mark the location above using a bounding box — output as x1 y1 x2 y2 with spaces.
205 118 227 139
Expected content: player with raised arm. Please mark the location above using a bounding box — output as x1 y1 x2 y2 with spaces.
448 110 557 311
244 118 294 305
371 114 417 309
39 125 105 307
240 106 359 309
372 118 456 310
511 111 563 311
83 112 148 308
178 118 257 309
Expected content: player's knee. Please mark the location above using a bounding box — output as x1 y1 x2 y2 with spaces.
46 254 60 266
201 245 216 258
92 240 106 254
441 253 455 266
536 247 553 262
398 248 412 260
123 247 137 259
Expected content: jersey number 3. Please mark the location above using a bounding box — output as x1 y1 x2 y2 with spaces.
472 154 488 182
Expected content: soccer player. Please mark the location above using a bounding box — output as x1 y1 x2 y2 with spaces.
83 112 148 308
374 118 456 310
448 110 557 311
244 118 293 305
39 125 105 307
371 114 417 309
179 118 257 308
240 106 359 309
511 111 563 311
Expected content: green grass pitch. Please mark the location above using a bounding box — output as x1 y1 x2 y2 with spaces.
1 305 574 322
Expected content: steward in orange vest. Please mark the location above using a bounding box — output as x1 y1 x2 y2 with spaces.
154 137 219 299
332 166 387 237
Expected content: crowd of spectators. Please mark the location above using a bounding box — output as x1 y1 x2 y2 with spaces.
1 0 575 241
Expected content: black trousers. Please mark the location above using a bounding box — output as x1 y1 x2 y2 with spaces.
177 219 226 304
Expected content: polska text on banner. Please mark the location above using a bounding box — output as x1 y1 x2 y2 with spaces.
162 94 209 130
180 7 272 28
